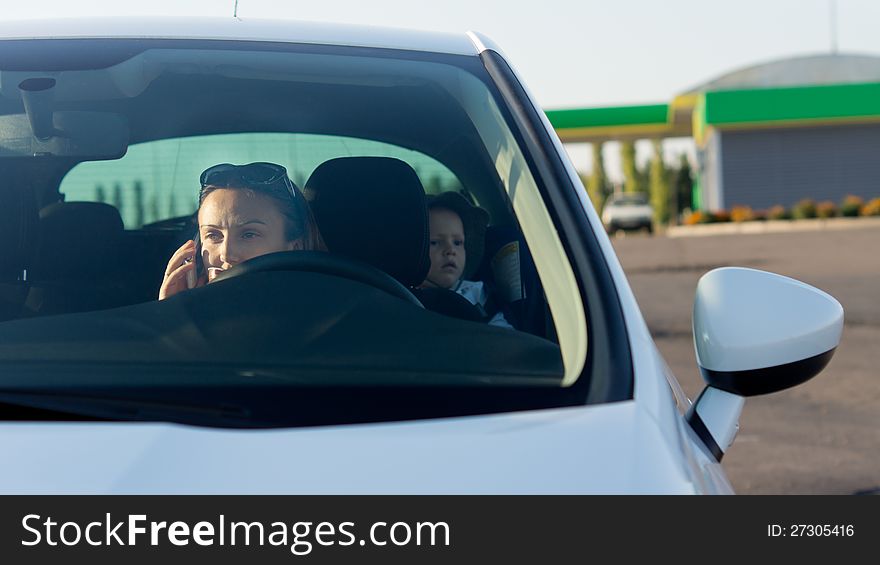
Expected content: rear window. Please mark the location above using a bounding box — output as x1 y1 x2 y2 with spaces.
62 134 463 229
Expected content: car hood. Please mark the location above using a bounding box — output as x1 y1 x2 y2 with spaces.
1 400 701 494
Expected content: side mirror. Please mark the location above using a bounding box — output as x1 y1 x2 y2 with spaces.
687 267 843 461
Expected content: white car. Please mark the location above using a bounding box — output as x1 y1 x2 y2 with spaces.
0 17 842 494
602 192 654 234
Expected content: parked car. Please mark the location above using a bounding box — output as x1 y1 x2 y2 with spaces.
602 192 654 234
0 17 843 494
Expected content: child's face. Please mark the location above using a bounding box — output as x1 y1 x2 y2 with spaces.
424 207 466 289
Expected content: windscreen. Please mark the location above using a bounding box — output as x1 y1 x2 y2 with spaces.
0 39 590 427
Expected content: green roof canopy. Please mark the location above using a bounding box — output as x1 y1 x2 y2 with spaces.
546 104 668 129
703 81 880 124
545 81 880 145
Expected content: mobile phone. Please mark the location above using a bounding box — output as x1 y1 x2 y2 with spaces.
186 231 204 289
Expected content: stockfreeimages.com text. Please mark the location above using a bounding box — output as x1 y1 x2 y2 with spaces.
22 513 450 556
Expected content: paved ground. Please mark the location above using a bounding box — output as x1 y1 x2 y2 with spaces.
610 224 879 494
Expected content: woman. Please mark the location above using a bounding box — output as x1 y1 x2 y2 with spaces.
159 162 324 300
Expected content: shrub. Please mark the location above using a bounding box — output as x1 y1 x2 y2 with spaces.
840 195 864 217
730 205 756 222
862 197 880 217
791 198 817 219
816 201 837 218
767 205 790 220
684 210 709 225
683 209 733 224
711 210 731 223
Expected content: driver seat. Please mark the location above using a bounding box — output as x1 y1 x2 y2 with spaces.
305 156 430 288
306 156 493 323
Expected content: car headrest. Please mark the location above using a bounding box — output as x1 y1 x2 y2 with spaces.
306 157 429 287
0 187 38 281
33 201 124 281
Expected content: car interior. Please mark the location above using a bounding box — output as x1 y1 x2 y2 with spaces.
0 151 555 335
0 148 553 326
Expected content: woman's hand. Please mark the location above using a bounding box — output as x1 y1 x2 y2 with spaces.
158 240 206 300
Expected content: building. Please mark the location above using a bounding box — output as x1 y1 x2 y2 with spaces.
547 54 880 212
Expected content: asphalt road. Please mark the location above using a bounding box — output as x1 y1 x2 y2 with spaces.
610 224 879 495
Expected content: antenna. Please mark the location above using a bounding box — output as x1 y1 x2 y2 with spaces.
234 0 239 18
829 0 838 54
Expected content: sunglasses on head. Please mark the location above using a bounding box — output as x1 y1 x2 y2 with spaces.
199 162 295 197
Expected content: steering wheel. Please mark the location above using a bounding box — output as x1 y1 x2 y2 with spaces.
211 250 424 308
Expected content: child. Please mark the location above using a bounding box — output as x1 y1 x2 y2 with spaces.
419 192 513 329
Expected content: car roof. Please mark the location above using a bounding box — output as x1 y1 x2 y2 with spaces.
0 16 484 56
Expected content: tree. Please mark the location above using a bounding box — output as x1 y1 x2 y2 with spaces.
112 183 124 215
674 154 694 217
649 140 670 225
133 181 145 228
620 140 643 194
149 194 161 224
586 142 609 213
168 192 178 217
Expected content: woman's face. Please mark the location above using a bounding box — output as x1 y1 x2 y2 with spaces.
198 188 301 280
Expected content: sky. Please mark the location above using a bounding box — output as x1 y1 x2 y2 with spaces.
7 0 880 177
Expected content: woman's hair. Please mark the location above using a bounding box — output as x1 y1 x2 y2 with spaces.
198 163 326 251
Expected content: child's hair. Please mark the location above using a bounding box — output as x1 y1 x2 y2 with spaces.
425 191 489 279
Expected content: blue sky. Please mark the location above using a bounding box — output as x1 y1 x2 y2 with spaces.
8 0 880 175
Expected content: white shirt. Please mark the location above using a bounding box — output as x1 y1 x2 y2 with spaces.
452 279 515 329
